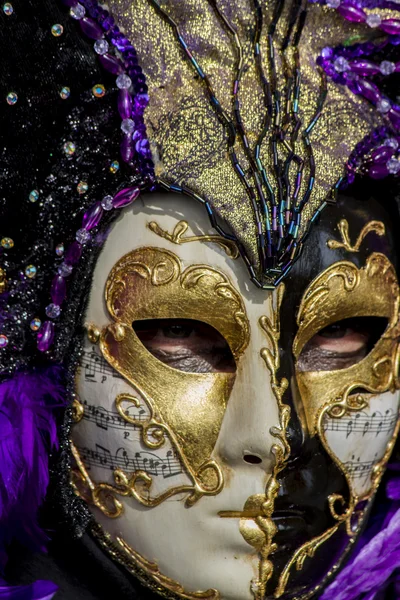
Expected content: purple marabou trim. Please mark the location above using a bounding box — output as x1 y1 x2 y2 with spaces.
0 367 66 568
0 580 57 600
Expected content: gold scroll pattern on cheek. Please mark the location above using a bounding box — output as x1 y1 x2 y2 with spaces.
237 284 291 600
327 219 385 253
95 247 249 509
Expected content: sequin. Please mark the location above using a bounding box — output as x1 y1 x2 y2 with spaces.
60 86 71 100
46 303 61 318
55 243 64 256
63 141 76 156
110 160 120 173
3 3 13 15
92 84 105 98
101 195 114 211
6 92 17 105
29 189 39 203
94 39 109 55
51 24 64 37
25 264 37 279
30 317 42 332
1 237 14 249
0 334 8 348
77 181 88 194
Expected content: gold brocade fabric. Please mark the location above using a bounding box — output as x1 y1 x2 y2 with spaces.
108 0 384 267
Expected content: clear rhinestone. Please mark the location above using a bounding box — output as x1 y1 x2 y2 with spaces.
70 3 85 19
55 243 64 256
76 228 91 244
58 262 73 277
60 86 70 100
92 84 105 98
46 303 61 318
6 92 17 105
377 98 391 114
25 264 37 279
94 39 109 55
384 138 399 150
30 318 42 332
334 56 349 73
29 189 39 202
366 14 382 28
110 160 120 173
0 334 8 348
3 3 13 15
380 61 395 76
77 181 88 194
101 195 114 211
121 118 135 134
63 141 76 156
116 74 132 90
1 237 14 249
326 0 341 7
51 24 63 37
387 158 400 174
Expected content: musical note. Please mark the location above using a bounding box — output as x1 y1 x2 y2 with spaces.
79 346 123 383
75 444 184 478
324 409 397 437
81 400 147 432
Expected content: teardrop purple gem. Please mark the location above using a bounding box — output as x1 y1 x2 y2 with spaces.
99 53 123 75
118 89 133 120
65 241 82 265
83 202 104 230
371 146 395 164
381 19 400 36
337 5 366 23
368 163 389 179
121 135 134 163
80 17 104 40
349 60 379 77
389 106 400 129
37 321 55 352
357 79 380 104
51 275 67 306
112 187 140 208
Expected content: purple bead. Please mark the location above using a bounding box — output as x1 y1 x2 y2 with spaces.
135 138 151 158
134 93 149 111
389 106 400 130
118 89 133 119
371 146 395 164
65 241 83 265
112 186 140 208
338 4 366 23
80 17 104 40
321 46 333 59
381 19 400 36
82 202 103 230
357 79 381 104
120 135 134 163
37 321 55 352
51 275 67 306
349 60 379 77
368 163 389 179
99 53 123 75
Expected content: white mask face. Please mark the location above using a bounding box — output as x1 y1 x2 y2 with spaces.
71 192 400 600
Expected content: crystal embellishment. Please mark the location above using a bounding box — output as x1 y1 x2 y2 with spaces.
101 195 114 211
94 39 109 55
116 74 132 89
63 141 76 156
30 318 42 332
0 334 8 348
92 84 105 98
3 3 13 15
76 228 91 244
1 237 14 249
77 181 88 194
110 160 120 173
366 14 382 28
377 99 391 114
29 189 39 202
387 158 400 174
380 61 396 76
70 3 85 19
55 243 64 257
51 24 64 37
46 303 61 319
60 86 70 100
6 92 18 105
58 262 73 277
25 265 37 279
334 57 349 73
121 118 135 134
384 138 399 150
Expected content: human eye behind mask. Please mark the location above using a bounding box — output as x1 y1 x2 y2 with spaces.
296 316 388 372
133 318 236 374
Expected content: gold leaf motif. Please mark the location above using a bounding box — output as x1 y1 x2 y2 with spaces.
327 219 385 253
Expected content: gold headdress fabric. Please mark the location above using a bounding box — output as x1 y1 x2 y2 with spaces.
109 0 381 282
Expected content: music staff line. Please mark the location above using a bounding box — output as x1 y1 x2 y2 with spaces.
79 348 123 382
324 410 397 438
81 400 148 432
76 444 184 479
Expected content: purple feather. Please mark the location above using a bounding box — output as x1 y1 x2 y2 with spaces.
0 579 57 600
0 367 66 570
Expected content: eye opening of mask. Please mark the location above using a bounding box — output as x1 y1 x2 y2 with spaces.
132 318 237 374
296 316 388 372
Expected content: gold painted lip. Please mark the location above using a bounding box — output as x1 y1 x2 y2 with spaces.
218 510 264 518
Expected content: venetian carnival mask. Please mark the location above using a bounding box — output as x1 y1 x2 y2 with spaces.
71 187 400 600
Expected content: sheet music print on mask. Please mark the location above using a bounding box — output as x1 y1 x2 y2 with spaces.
74 341 192 500
323 391 400 498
